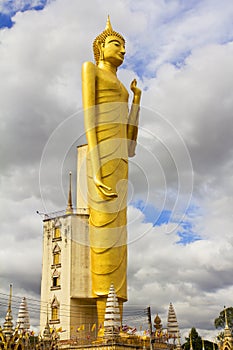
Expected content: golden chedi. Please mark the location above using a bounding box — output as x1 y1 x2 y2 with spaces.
82 17 141 329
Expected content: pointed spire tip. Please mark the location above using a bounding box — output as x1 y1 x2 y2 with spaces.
66 171 73 214
105 15 113 31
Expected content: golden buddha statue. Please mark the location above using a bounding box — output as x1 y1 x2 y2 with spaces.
82 17 141 329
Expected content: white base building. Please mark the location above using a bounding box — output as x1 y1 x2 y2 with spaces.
40 145 98 340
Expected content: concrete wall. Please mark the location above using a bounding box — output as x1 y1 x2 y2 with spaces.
40 213 97 340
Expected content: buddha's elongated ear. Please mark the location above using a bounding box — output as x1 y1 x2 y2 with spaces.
97 40 104 61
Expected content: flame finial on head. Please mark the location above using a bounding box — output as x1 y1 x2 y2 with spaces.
105 15 113 31
93 16 125 64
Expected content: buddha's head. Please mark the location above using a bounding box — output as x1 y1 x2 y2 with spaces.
93 16 125 67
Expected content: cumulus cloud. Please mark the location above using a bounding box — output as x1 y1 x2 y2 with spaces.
127 206 233 339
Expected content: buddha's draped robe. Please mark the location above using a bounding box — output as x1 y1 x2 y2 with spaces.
86 67 129 300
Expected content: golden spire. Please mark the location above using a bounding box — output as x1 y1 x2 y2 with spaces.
176 330 182 350
43 304 51 340
223 307 232 339
190 332 193 350
105 15 113 31
3 284 14 338
66 171 73 214
202 337 205 350
8 284 12 311
224 308 229 329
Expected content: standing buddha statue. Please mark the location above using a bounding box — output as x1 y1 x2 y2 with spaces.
82 17 141 329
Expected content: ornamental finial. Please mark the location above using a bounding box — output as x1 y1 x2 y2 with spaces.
66 171 73 214
105 15 113 31
2 284 14 337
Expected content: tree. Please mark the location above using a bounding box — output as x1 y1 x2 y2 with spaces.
183 328 202 350
214 307 233 333
182 327 217 350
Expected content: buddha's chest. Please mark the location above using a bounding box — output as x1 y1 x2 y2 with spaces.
96 69 129 102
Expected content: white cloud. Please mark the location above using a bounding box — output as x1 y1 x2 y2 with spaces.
127 206 233 339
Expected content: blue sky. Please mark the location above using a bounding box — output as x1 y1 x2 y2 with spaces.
132 200 201 244
0 0 47 28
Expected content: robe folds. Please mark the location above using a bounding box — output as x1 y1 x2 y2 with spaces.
86 67 130 300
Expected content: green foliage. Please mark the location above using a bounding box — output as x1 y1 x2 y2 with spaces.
214 307 233 332
182 327 217 350
183 327 202 350
29 335 39 344
204 340 218 350
216 332 224 342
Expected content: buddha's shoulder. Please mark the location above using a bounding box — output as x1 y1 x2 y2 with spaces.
82 61 96 73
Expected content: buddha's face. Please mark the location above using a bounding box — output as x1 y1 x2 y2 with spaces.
101 35 125 67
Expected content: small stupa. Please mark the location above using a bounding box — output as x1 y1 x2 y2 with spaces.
154 314 162 331
167 302 180 343
104 284 121 338
16 297 30 332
